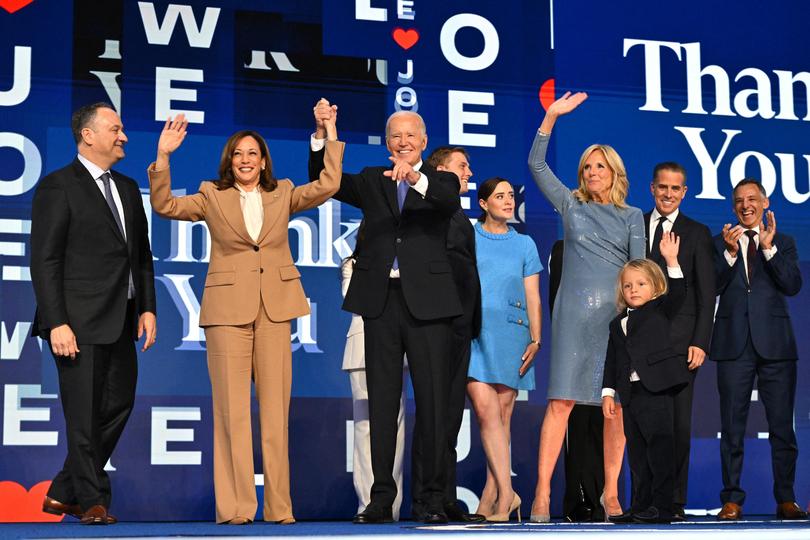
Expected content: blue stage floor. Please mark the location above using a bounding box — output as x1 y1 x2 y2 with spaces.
2 518 810 540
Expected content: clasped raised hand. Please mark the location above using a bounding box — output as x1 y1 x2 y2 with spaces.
313 98 338 139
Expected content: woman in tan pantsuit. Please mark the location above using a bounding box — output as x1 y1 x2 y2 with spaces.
147 104 343 525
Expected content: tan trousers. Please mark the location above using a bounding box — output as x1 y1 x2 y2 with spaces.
205 306 293 523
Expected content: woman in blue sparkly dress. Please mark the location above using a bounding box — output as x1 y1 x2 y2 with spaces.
527 92 646 522
467 177 543 522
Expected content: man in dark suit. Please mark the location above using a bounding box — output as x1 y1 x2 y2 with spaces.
643 162 715 520
309 103 462 523
409 147 484 522
30 102 157 525
711 178 806 521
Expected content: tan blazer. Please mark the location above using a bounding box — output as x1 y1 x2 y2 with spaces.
148 140 345 326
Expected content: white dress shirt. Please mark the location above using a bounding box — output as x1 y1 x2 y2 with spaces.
648 208 678 253
235 183 264 242
77 153 135 299
723 225 777 276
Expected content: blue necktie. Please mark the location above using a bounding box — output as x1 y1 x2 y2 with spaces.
392 180 409 270
397 179 409 210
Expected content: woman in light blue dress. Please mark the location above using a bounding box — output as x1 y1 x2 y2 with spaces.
467 177 543 522
526 92 646 522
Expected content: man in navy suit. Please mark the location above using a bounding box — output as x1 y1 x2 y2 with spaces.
711 178 806 521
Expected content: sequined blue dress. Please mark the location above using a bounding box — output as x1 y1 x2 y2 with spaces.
528 132 646 405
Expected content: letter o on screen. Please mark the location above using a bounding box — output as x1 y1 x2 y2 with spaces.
440 14 499 72
0 133 41 196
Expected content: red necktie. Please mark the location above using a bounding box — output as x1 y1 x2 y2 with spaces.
745 230 757 283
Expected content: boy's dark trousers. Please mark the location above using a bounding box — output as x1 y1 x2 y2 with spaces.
624 381 676 519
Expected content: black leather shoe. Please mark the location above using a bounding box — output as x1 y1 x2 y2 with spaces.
633 506 672 524
444 502 485 523
422 505 447 525
672 506 686 522
353 505 393 524
411 500 427 522
565 502 594 523
423 511 448 524
608 511 635 524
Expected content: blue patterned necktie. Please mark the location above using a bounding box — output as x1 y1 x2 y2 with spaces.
392 180 409 270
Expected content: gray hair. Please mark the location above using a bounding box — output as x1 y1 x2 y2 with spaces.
385 111 426 139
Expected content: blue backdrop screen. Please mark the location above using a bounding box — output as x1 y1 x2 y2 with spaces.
0 0 807 521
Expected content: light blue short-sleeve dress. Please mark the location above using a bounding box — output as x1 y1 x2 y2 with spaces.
468 222 542 391
528 132 646 405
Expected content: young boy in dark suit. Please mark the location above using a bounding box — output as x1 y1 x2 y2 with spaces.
601 232 689 523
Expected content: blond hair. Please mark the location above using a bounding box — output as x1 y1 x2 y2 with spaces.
574 145 629 208
615 259 668 311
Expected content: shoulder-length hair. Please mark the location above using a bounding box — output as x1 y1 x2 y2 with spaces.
615 259 668 312
574 144 629 208
215 130 277 192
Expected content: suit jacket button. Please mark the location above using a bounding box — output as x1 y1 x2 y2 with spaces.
517 319 523 324
253 245 260 252
396 238 402 244
260 268 264 273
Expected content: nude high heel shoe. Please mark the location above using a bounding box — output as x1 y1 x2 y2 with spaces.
529 495 550 523
487 494 522 523
600 491 625 522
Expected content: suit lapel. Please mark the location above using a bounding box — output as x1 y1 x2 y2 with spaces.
214 186 255 245
72 160 126 245
383 172 400 219
114 172 136 252
256 188 284 244
643 212 652 257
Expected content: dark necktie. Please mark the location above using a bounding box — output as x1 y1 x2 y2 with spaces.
392 180 409 271
100 172 125 238
649 216 666 261
745 229 757 283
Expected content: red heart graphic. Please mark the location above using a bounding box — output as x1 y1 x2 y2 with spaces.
0 481 63 522
0 0 34 14
538 78 555 111
392 28 420 50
